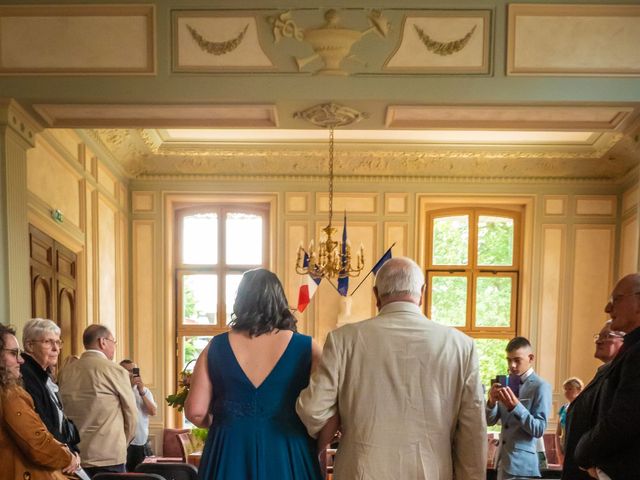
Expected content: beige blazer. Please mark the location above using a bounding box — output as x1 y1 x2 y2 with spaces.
58 351 137 468
297 302 487 480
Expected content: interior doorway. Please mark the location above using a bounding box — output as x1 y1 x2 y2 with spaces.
29 224 78 363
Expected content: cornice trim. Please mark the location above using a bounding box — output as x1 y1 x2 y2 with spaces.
132 172 619 185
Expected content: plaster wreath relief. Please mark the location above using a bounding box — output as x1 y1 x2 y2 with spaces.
187 23 249 55
414 24 477 55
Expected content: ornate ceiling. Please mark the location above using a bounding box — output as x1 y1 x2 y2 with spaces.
81 103 640 181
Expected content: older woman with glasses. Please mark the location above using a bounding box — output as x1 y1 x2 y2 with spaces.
21 318 81 457
0 323 80 479
561 320 625 480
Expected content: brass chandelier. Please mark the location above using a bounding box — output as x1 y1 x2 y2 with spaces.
295 117 365 281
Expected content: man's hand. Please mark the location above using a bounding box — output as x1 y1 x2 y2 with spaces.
132 375 146 395
579 466 599 479
497 386 519 411
487 383 501 408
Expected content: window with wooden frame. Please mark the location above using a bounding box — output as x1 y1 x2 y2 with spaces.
425 207 521 387
175 203 269 381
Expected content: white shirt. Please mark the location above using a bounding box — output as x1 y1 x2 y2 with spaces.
131 386 156 446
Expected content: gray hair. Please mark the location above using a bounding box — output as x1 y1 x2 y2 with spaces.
23 318 60 343
374 257 424 300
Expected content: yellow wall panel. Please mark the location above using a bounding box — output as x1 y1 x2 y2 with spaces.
97 163 117 198
317 193 378 214
98 195 117 332
384 222 408 257
133 221 156 386
620 216 639 277
543 195 566 216
575 196 616 217
285 192 309 214
569 226 614 385
538 226 564 388
385 193 408 215
132 191 156 213
27 139 82 228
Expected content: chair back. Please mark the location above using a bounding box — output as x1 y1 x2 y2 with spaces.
161 428 190 457
93 474 165 480
176 432 196 461
136 462 198 480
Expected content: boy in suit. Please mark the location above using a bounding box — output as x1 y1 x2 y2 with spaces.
486 337 552 480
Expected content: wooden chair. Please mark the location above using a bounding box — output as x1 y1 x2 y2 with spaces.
177 432 196 462
161 428 190 458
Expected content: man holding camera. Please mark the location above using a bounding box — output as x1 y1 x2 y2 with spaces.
486 337 552 480
120 359 157 471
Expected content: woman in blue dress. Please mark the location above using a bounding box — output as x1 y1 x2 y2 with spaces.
185 268 326 479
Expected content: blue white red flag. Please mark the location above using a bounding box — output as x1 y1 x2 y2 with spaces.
297 252 321 312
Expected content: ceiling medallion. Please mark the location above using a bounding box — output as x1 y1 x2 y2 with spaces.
293 102 368 128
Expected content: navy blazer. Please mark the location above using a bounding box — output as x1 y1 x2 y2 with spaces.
575 327 640 479
486 371 552 477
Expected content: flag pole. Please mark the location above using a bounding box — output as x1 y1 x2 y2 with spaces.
349 269 373 296
350 242 396 296
327 278 341 294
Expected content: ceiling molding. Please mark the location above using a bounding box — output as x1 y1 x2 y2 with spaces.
33 104 279 128
385 104 638 131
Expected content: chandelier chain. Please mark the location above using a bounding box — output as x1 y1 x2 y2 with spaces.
328 126 334 228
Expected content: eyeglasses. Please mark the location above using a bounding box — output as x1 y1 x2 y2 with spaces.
33 339 63 348
607 291 640 306
100 337 117 345
2 348 23 359
593 332 625 343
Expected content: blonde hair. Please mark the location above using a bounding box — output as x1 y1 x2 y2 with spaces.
563 377 584 390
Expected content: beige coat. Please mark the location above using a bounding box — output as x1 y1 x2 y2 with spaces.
296 302 487 480
0 385 71 480
58 351 137 468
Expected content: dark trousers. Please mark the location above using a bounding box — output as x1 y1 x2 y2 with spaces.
84 464 125 478
126 444 147 472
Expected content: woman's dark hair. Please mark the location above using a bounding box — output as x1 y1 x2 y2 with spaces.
0 323 19 388
229 268 297 337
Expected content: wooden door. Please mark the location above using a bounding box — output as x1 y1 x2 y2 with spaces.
29 225 78 360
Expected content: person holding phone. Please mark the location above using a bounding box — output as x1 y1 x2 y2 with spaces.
486 336 552 480
120 359 157 471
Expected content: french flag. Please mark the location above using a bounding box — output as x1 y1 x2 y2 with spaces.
297 252 321 313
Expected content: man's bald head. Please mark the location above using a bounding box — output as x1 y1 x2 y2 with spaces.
374 257 424 307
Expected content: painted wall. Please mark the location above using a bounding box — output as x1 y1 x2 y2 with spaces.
24 129 129 355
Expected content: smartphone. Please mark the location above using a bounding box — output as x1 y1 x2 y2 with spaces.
132 367 140 377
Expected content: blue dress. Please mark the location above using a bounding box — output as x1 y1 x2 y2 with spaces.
198 332 322 480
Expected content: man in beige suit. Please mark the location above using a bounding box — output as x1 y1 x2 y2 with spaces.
59 325 137 476
297 257 487 479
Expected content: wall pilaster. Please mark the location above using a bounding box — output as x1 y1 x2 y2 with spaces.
0 99 41 331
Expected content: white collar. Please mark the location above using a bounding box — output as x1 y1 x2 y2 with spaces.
520 367 534 381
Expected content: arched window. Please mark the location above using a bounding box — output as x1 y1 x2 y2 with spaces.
175 204 269 375
426 208 521 386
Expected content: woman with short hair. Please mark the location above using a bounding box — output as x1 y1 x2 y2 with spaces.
21 318 81 455
0 323 79 479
